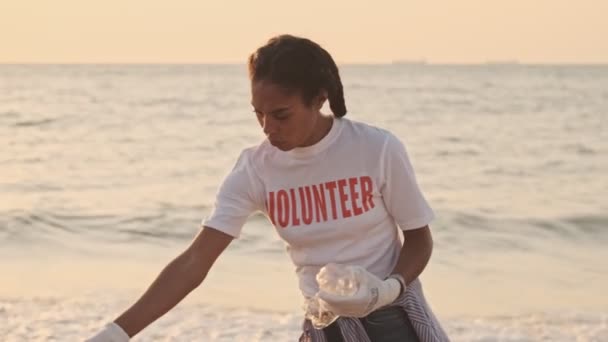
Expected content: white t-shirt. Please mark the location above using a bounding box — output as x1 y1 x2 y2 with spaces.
202 116 435 298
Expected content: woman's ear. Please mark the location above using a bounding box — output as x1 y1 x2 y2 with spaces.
315 90 328 111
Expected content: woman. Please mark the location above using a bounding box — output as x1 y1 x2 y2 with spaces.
88 34 449 342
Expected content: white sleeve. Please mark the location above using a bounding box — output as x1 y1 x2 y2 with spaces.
380 133 435 231
202 150 263 238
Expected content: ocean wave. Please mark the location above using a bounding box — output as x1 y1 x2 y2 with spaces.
3 209 607 248
436 211 608 254
435 148 481 157
0 207 209 245
0 110 21 119
13 118 57 127
1 293 605 341
135 97 208 108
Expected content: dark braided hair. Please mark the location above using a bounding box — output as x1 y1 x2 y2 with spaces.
248 35 347 118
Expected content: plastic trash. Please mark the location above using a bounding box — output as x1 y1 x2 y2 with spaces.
304 263 361 329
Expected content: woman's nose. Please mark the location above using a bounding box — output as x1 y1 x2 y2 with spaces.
262 115 278 136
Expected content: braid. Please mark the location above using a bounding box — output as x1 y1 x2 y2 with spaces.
318 49 347 118
248 34 347 118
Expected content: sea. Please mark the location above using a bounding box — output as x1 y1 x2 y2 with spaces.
1 64 607 341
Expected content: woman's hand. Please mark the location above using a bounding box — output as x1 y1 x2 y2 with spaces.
86 227 233 339
86 322 130 342
317 266 403 318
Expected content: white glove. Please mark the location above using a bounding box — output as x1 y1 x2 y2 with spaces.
86 322 130 342
317 265 404 318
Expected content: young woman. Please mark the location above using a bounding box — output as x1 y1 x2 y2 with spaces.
88 34 449 342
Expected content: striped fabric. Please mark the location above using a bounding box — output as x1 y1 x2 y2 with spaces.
299 278 450 342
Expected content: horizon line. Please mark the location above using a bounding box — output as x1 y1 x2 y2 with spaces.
1 61 608 66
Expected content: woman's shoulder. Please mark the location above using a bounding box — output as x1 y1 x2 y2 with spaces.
230 139 277 178
234 139 270 164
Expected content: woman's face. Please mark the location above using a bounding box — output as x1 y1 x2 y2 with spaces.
251 79 326 151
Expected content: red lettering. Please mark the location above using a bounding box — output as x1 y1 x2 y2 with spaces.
360 176 375 211
324 181 338 220
267 191 277 225
290 189 301 226
312 184 327 222
299 186 313 225
349 177 363 216
277 190 289 227
270 176 373 227
337 179 352 218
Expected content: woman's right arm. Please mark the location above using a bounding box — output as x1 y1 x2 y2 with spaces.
100 226 233 339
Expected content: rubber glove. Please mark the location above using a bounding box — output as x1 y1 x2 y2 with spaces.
317 265 404 318
85 322 130 342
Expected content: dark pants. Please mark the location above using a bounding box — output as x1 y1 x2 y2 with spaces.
323 306 420 342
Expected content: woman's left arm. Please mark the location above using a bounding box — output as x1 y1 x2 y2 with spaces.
392 225 433 285
317 225 434 317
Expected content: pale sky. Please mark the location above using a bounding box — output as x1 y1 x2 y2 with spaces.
1 0 607 64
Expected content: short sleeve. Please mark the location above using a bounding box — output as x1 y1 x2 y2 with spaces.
380 133 435 230
202 150 264 238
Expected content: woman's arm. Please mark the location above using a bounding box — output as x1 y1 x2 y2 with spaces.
317 226 434 318
112 226 233 337
391 225 433 285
